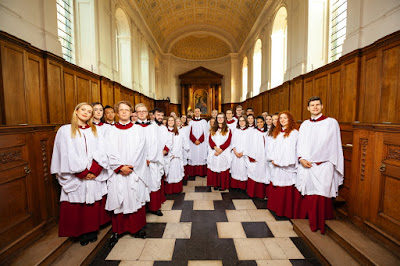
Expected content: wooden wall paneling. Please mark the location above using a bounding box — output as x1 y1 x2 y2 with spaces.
113 82 121 104
379 44 400 123
134 91 140 107
289 77 303 121
25 53 47 124
91 80 100 103
100 77 114 107
45 57 65 124
358 52 381 123
0 41 27 125
280 83 290 112
313 74 328 114
76 76 91 104
63 71 76 120
303 78 314 120
327 67 341 120
262 92 269 114
340 58 359 122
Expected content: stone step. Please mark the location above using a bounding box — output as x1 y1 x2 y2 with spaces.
326 220 400 266
292 219 360 266
51 225 112 266
10 226 72 266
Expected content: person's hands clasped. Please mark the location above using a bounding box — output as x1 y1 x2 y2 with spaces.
84 173 97 180
120 165 133 176
300 159 312 168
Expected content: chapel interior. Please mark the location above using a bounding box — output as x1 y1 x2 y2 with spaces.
0 0 400 265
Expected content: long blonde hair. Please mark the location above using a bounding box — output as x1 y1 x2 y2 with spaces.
71 102 98 138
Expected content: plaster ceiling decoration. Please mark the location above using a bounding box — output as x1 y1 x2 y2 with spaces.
170 34 231 60
130 0 270 51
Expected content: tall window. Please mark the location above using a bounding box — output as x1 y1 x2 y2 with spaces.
115 8 132 88
242 57 248 101
57 0 74 63
271 7 287 88
140 40 150 96
253 39 262 96
330 0 347 61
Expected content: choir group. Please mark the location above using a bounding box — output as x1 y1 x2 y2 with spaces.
50 96 344 247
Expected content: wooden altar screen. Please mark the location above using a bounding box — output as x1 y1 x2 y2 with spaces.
179 67 223 117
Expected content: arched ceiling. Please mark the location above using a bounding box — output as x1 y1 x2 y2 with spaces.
170 34 231 60
130 0 270 56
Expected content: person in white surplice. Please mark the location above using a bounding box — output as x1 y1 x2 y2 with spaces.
230 115 251 192
135 105 166 217
207 113 233 191
187 108 208 177
226 109 238 131
267 111 299 219
105 101 149 246
164 116 187 194
51 102 110 246
296 96 344 234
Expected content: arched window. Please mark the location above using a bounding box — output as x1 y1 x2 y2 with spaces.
253 39 262 96
56 0 75 63
115 8 132 88
270 7 287 88
330 0 347 61
242 56 248 101
140 39 150 96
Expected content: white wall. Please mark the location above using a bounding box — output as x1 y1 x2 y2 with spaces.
0 0 62 57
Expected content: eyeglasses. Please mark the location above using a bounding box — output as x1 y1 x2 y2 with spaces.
137 110 148 113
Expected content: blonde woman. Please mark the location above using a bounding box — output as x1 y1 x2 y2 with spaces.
51 103 109 246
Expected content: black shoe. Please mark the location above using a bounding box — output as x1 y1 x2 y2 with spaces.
219 187 224 191
133 229 146 239
79 234 89 246
109 233 119 247
87 232 98 243
213 187 218 190
150 210 163 216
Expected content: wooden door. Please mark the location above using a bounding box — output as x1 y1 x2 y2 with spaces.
368 130 400 241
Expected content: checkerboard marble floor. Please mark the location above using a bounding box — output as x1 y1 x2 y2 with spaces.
90 176 321 266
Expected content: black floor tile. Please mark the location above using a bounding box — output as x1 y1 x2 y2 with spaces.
241 222 274 238
172 238 238 261
144 223 167 238
290 259 322 266
172 200 193 211
213 200 236 210
166 193 185 202
223 260 257 266
154 260 188 266
195 186 212 192
187 176 196 180
180 210 228 223
183 179 189 185
89 241 120 266
290 237 317 259
190 222 219 240
270 210 291 221
252 198 268 209
222 191 251 200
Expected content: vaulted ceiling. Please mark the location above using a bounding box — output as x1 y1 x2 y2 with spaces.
129 0 270 60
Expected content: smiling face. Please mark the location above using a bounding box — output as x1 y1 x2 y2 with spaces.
155 111 164 124
272 115 279 127
175 118 182 127
194 108 201 118
76 104 93 123
226 110 233 120
130 112 138 122
93 104 103 121
136 106 148 121
105 108 115 122
216 114 225 126
247 115 254 125
238 117 246 128
280 113 288 128
265 115 272 126
210 118 216 127
257 118 265 129
117 103 131 123
236 107 243 116
307 100 323 117
211 109 218 118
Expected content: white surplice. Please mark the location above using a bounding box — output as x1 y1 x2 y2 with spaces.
296 116 344 198
246 128 270 184
267 130 299 187
164 130 187 183
188 118 209 166
226 118 238 131
230 127 251 181
207 128 232 173
105 122 150 214
51 125 109 204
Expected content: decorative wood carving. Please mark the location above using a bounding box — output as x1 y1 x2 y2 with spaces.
40 140 49 182
388 146 400 160
360 138 368 181
0 151 22 164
